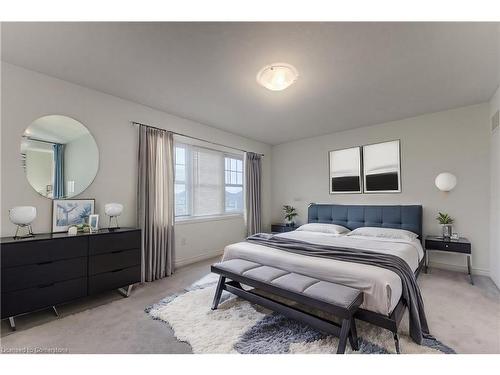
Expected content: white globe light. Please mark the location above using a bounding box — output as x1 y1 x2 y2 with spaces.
256 63 298 91
105 203 123 217
9 206 37 238
105 203 123 229
435 173 457 192
9 206 37 225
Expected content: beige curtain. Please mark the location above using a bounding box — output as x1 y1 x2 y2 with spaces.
137 125 175 282
245 152 262 236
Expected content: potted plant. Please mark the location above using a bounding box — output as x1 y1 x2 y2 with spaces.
283 205 298 227
436 212 454 239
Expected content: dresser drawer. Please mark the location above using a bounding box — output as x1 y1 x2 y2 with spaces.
425 240 471 254
1 277 87 318
89 248 141 275
2 257 87 292
89 230 141 255
88 265 141 295
1 237 88 268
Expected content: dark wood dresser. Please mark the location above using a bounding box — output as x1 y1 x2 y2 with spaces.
1 228 141 330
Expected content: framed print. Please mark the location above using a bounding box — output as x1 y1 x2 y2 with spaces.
362 140 401 193
329 146 362 194
52 199 95 232
88 214 99 233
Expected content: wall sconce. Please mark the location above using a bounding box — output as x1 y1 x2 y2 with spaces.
435 172 457 192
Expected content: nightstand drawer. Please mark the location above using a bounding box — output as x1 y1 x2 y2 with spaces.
271 224 298 233
425 240 471 254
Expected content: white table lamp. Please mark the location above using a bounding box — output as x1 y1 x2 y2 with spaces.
105 203 123 230
9 206 37 238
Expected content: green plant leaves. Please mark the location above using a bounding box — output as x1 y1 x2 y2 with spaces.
436 212 454 224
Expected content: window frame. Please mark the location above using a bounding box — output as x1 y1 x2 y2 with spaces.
174 142 244 222
223 154 244 214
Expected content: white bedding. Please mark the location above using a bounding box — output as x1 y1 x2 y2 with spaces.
222 231 424 315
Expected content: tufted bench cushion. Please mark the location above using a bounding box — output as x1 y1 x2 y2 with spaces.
214 259 362 314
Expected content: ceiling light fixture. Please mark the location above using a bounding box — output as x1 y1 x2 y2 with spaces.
256 63 298 91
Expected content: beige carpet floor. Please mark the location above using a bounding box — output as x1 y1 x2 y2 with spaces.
1 258 499 354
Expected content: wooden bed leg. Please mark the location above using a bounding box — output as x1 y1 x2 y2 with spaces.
337 319 351 354
211 276 226 310
348 317 359 351
393 332 401 354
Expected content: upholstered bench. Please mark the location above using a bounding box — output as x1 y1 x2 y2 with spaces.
211 259 364 354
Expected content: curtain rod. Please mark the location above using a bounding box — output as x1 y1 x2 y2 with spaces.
131 121 264 157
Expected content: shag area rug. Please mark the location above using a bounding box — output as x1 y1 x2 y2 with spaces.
146 274 455 354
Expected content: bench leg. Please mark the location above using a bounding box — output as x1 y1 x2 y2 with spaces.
337 319 351 354
393 332 401 354
348 317 359 351
211 276 226 310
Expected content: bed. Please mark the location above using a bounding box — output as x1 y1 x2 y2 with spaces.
222 203 425 342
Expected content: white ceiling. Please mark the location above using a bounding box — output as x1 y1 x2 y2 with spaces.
2 22 499 145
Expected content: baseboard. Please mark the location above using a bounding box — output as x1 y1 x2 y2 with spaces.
175 249 224 268
428 261 490 277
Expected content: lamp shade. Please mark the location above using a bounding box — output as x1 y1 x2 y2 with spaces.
104 203 123 217
435 173 457 192
9 206 37 225
256 63 298 91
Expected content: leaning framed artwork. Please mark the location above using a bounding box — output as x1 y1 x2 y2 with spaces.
362 140 401 193
52 199 95 232
328 146 362 194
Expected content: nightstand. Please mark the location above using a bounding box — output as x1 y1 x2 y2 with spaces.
271 223 299 233
425 235 473 284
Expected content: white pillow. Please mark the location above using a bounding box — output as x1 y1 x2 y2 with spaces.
296 223 350 235
347 227 418 241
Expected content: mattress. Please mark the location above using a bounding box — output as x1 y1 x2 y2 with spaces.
222 231 424 315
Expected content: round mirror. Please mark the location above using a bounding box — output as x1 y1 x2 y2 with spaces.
20 115 99 199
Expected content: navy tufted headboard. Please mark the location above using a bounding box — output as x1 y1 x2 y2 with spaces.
308 204 423 240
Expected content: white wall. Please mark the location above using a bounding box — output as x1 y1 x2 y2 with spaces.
271 104 491 275
1 63 272 266
489 86 500 287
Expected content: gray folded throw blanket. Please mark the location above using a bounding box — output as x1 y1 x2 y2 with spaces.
246 233 430 344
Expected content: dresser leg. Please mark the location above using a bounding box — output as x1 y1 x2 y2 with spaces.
118 284 133 298
52 306 59 317
467 255 474 285
9 317 16 331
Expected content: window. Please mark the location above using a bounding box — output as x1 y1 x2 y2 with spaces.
224 157 243 212
174 146 188 216
174 143 244 219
